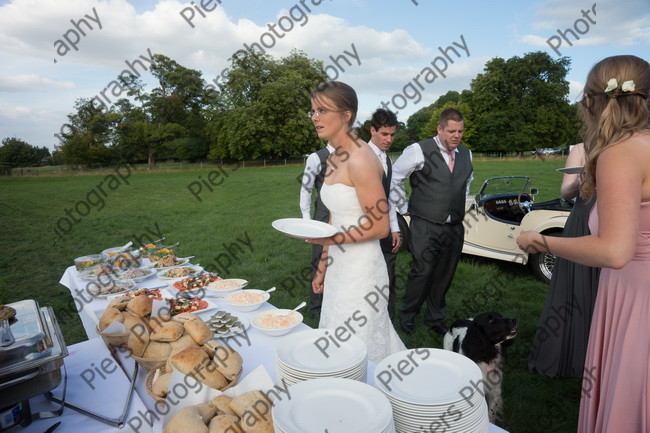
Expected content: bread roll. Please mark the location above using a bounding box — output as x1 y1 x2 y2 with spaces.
126 295 152 317
122 312 148 332
108 296 130 311
164 406 208 433
184 319 213 345
169 332 200 351
210 395 236 416
196 403 217 424
151 321 185 342
195 364 228 390
149 315 171 330
142 341 171 359
207 342 243 381
98 307 123 331
128 324 150 357
229 391 272 418
230 391 274 432
169 346 210 376
152 371 172 397
208 414 241 433
173 312 201 323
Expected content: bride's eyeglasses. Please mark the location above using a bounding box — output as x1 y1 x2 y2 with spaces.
307 109 346 118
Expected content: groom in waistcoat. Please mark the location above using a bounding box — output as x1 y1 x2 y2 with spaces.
391 108 473 335
300 142 335 319
367 109 402 319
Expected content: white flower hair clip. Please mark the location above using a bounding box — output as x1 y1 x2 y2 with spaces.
604 78 618 93
621 80 636 92
604 78 636 93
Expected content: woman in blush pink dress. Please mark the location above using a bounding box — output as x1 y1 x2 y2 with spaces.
517 55 650 432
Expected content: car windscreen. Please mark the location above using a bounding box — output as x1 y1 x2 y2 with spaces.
477 176 530 201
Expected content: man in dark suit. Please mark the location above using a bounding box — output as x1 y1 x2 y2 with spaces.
391 108 473 335
367 109 401 319
300 143 334 319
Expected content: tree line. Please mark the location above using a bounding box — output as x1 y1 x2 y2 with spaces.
2 50 590 170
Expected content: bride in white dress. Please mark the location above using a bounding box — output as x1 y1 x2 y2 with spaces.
306 81 406 362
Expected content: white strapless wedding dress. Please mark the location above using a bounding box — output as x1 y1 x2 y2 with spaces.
318 183 406 363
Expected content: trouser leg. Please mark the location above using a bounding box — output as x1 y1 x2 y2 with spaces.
309 243 324 313
383 250 397 319
422 223 464 323
400 217 435 323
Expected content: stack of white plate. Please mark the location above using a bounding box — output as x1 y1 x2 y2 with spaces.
273 377 396 433
275 329 367 386
374 348 489 433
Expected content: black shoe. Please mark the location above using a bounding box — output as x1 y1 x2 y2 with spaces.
425 322 448 335
400 318 415 335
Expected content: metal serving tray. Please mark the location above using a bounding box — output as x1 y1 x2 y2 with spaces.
0 300 68 409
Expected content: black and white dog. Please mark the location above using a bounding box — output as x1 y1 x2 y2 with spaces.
443 312 517 422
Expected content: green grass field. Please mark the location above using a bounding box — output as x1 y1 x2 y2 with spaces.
0 157 580 433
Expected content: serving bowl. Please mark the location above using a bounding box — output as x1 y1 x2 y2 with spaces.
204 278 248 298
250 309 303 336
224 289 270 312
74 254 104 272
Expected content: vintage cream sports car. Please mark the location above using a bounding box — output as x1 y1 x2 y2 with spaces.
398 176 573 284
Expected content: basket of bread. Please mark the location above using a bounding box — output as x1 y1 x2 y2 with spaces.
146 340 243 404
96 294 153 347
163 391 273 433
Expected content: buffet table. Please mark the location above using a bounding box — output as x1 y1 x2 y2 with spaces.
53 265 508 433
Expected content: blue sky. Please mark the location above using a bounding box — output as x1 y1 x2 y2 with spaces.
0 0 648 150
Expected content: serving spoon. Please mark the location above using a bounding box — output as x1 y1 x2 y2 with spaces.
277 301 306 317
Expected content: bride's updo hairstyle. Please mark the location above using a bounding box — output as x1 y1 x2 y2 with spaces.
580 55 650 199
311 81 358 127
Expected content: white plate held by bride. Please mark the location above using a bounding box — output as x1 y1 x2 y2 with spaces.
272 218 337 239
556 166 583 174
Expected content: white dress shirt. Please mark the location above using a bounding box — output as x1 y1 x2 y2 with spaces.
368 141 400 234
300 144 335 219
391 136 473 219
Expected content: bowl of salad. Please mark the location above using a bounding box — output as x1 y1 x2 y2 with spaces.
250 309 303 336
224 289 270 312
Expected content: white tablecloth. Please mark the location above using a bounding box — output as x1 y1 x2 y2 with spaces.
58 265 509 433
19 338 152 433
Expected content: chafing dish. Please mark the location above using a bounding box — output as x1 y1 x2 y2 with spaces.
0 300 67 430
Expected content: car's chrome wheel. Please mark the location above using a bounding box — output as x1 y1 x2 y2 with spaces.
530 231 561 284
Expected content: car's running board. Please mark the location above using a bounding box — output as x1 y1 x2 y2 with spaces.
462 242 527 265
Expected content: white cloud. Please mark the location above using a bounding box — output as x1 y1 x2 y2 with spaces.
0 74 75 92
523 0 650 47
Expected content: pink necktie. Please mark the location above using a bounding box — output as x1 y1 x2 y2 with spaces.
447 150 455 172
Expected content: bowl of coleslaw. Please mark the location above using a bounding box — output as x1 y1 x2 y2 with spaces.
224 289 270 312
250 309 303 336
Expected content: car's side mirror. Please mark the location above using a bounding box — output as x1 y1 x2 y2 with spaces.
530 187 539 196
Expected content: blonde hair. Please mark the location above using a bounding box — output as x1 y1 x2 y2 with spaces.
579 55 650 199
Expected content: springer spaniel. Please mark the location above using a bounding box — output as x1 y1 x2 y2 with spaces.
443 311 517 422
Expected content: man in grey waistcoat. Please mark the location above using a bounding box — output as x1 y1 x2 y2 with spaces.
300 143 335 319
391 108 473 335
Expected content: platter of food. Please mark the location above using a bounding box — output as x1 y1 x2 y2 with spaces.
251 309 303 336
224 289 270 312
167 296 216 316
79 263 118 280
118 267 156 283
171 273 221 292
206 310 251 338
149 255 190 270
88 280 136 298
157 265 204 280
204 278 248 297
109 287 168 301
